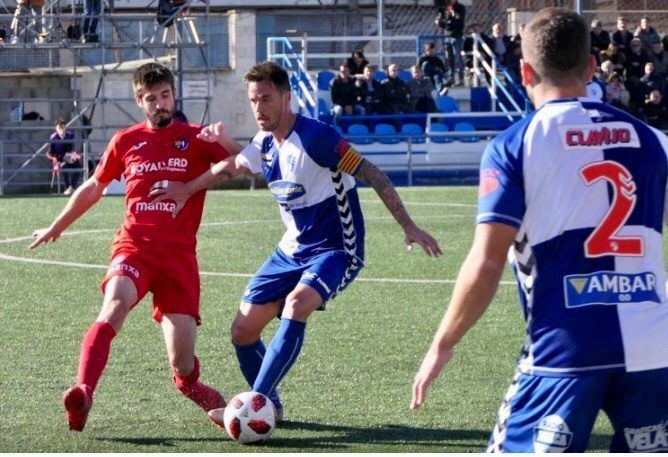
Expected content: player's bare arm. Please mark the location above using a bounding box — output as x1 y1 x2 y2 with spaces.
149 155 251 217
354 158 443 257
29 176 107 249
410 222 516 409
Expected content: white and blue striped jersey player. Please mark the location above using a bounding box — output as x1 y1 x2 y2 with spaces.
237 114 365 306
479 97 668 452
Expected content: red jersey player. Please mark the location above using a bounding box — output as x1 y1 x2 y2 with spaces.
29 63 233 431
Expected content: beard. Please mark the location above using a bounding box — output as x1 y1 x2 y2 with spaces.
150 109 174 128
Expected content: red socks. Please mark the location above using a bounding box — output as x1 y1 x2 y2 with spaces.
172 357 225 411
77 322 117 391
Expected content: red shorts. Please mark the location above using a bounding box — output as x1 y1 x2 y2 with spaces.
101 242 201 325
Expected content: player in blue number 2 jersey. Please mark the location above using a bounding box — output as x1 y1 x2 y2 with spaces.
150 61 442 424
411 8 668 453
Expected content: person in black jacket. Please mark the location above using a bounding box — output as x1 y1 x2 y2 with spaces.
435 0 466 86
380 63 413 114
418 42 447 91
355 64 383 115
611 16 633 53
345 50 368 76
590 19 610 65
330 63 365 123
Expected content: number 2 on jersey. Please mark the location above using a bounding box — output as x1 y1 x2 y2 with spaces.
580 161 644 257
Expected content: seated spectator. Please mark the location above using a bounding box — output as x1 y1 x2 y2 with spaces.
590 19 610 65
490 21 511 65
625 38 648 82
640 90 668 129
380 63 412 114
640 62 666 99
606 73 631 110
355 64 383 115
407 65 436 113
47 118 81 195
346 50 368 76
649 41 668 78
599 42 625 76
612 16 633 53
599 60 617 83
417 42 447 92
330 63 365 123
634 17 660 53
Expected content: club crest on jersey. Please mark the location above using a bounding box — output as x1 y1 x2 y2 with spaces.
268 180 306 203
173 139 189 151
478 168 500 198
564 271 659 308
557 122 639 150
534 415 573 452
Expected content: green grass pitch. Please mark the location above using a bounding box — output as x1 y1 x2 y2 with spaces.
0 186 617 452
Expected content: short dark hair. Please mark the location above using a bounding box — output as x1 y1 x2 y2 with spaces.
521 8 590 83
133 63 175 97
243 61 291 93
55 117 66 126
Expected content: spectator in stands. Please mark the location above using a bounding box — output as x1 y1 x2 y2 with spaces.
625 38 648 81
435 0 466 86
380 63 412 114
355 64 383 115
640 62 666 99
640 89 668 129
634 17 660 53
505 41 523 86
649 41 668 79
408 64 436 113
490 21 511 66
606 73 631 110
511 22 525 47
462 23 492 85
418 42 447 92
599 42 625 77
47 118 81 196
9 0 46 43
590 19 610 65
82 0 102 42
599 59 616 83
612 16 633 53
346 50 369 76
330 62 365 123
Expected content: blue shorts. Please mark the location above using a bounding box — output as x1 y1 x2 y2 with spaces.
487 367 668 452
242 248 362 307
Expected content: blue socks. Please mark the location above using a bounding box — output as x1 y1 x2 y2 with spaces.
233 339 282 409
252 318 306 403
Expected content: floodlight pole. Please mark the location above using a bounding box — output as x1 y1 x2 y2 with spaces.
378 0 384 69
575 0 581 14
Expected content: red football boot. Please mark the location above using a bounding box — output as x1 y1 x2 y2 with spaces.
63 384 93 431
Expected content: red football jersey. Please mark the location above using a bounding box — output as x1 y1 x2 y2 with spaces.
94 120 229 251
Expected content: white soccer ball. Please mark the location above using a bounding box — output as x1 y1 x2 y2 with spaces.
223 391 276 444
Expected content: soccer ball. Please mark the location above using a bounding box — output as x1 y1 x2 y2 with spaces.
222 391 276 444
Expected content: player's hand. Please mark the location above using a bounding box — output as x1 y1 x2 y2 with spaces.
410 346 454 410
149 180 189 218
29 227 61 249
197 122 228 144
404 224 443 257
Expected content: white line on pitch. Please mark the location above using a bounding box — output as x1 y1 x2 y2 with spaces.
0 252 515 286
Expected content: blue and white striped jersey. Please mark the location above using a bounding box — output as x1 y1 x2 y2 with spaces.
238 115 365 262
478 97 668 375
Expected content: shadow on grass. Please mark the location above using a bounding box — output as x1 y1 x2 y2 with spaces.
95 420 612 451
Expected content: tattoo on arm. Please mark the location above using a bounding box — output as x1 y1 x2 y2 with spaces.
354 159 414 229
